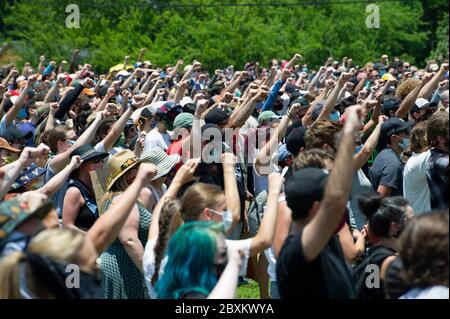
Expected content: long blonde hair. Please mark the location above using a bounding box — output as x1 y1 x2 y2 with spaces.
0 228 85 299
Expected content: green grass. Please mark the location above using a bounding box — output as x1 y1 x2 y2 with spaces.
236 279 260 299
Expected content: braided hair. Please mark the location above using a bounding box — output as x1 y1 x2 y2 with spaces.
152 198 183 284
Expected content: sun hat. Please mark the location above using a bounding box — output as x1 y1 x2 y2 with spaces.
141 147 180 180
105 149 147 190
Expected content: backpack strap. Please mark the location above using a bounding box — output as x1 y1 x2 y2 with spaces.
67 179 98 218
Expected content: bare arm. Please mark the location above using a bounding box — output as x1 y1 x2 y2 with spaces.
355 117 385 170
222 153 241 235
283 53 302 71
37 156 81 197
119 208 145 272
61 188 86 234
301 105 360 262
273 200 292 258
4 76 35 128
43 76 64 103
316 73 350 123
96 87 115 112
208 248 244 299
87 163 156 254
338 224 365 264
308 66 326 91
418 63 449 99
249 173 283 256
395 76 428 119
100 108 134 152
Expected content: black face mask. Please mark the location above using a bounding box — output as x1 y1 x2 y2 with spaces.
26 253 102 299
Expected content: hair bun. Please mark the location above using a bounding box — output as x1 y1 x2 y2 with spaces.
358 193 382 219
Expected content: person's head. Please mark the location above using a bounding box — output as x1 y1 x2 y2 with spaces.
153 198 183 282
154 221 226 299
180 183 228 225
293 148 335 172
410 98 437 122
94 119 115 145
154 103 183 132
257 111 281 129
0 137 20 166
395 79 420 100
379 117 414 152
204 108 230 129
382 96 402 117
285 168 329 223
70 144 108 181
398 211 449 289
0 228 99 299
358 194 413 240
440 90 449 108
47 125 77 154
172 112 195 139
426 109 449 153
106 149 144 192
286 126 307 157
304 119 343 155
403 121 428 158
142 147 179 186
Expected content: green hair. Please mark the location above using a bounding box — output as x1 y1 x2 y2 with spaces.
154 221 225 299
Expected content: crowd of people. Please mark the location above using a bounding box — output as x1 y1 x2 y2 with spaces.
0 49 448 299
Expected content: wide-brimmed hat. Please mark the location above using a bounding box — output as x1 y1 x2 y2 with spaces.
105 149 146 190
10 163 46 191
141 147 180 180
0 198 54 249
70 144 109 162
0 137 20 153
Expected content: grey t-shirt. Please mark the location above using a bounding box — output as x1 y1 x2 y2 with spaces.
370 148 404 196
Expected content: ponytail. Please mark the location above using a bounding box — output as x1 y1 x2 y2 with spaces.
0 252 25 298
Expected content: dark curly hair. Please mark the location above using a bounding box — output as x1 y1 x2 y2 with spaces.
399 211 449 288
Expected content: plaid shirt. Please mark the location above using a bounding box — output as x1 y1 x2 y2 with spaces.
426 148 449 210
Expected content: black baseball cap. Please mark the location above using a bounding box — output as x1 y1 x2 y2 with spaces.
382 97 402 115
204 108 230 125
286 126 307 157
381 117 415 139
285 168 329 221
1 127 33 143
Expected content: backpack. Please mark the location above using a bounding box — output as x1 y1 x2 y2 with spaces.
351 245 396 299
247 190 268 237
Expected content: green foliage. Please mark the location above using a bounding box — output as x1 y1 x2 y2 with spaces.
429 12 449 62
0 0 445 73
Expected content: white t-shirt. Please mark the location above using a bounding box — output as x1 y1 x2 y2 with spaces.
400 286 449 299
148 237 252 299
143 129 170 152
403 151 432 214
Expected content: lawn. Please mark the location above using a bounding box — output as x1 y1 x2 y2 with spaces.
236 278 260 299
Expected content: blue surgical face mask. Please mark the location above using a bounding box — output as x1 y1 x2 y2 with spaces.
210 209 234 233
329 111 340 122
399 137 410 150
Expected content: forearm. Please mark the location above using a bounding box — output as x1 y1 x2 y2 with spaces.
74 117 102 147
222 75 242 96
208 262 240 299
87 180 144 254
419 70 445 99
251 189 280 255
317 83 342 122
308 70 323 91
355 122 382 170
37 164 75 197
395 82 424 119
353 77 366 95
1 74 13 87
223 166 241 230
139 75 153 94
143 82 158 105
96 94 110 112
54 84 84 120
226 98 257 129
102 109 133 151
0 160 26 199
120 73 136 92
43 81 61 103
172 84 186 104
5 83 29 126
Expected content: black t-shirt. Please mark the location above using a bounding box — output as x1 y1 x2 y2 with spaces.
276 228 356 299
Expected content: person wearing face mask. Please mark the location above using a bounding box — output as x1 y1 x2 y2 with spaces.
61 145 109 232
409 98 437 122
370 117 415 197
154 221 245 299
353 194 413 299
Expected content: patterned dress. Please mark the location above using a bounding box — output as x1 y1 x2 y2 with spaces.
99 201 151 299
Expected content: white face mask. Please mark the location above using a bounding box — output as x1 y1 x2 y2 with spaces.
210 209 234 233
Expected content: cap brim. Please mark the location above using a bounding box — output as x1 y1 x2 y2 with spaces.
106 158 146 190
397 120 415 133
81 150 110 162
0 144 20 153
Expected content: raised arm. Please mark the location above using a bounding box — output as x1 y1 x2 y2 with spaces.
208 248 244 299
54 78 93 120
418 63 449 99
395 74 430 119
87 163 157 255
0 144 50 199
3 75 36 128
315 73 350 123
1 68 19 87
37 156 82 197
261 69 290 111
283 53 302 71
254 104 300 175
43 76 65 103
354 115 386 170
301 105 361 262
96 87 115 112
100 107 134 152
164 59 183 84
249 172 284 256
225 89 267 129
221 153 241 235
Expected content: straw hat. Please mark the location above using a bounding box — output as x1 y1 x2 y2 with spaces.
106 149 146 190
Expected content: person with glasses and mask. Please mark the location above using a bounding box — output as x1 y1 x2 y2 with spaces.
61 145 109 232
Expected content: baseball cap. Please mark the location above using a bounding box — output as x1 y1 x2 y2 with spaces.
204 108 230 125
382 96 402 115
70 144 109 162
411 98 438 114
286 126 307 157
380 117 415 147
173 112 195 129
258 111 281 126
285 168 329 220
